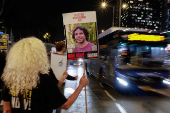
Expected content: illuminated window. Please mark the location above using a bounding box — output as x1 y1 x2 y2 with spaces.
138 17 142 19
132 14 137 16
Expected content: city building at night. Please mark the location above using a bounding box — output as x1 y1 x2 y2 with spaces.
166 0 170 31
119 0 163 31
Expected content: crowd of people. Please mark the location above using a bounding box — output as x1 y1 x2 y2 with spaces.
0 37 89 113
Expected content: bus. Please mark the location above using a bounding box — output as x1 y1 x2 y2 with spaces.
86 27 170 92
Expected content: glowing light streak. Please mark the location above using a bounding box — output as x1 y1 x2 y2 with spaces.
128 33 165 41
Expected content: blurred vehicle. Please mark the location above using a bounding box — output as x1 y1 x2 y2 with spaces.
86 27 170 92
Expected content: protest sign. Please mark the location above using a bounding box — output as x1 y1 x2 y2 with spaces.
62 11 99 60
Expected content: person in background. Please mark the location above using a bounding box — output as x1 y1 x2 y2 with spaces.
0 52 6 104
55 41 78 81
0 52 6 81
72 26 97 53
52 41 79 113
2 37 89 113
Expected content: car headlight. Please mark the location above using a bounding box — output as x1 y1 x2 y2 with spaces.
116 77 128 86
163 79 170 85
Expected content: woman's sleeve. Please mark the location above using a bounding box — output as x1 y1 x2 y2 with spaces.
2 86 11 101
66 74 76 80
41 74 67 109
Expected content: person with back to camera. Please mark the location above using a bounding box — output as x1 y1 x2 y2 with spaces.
2 37 89 113
52 41 78 113
55 41 78 80
49 41 78 88
72 26 97 53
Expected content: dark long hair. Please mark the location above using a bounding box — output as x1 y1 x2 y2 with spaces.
72 26 89 41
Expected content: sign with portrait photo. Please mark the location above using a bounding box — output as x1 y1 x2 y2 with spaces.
62 11 99 60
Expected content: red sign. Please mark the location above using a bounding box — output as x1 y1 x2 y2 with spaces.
68 53 85 60
67 52 98 60
73 13 86 22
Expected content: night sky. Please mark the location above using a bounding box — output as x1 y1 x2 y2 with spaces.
0 0 116 42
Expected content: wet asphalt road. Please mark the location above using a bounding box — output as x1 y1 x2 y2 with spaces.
61 65 170 113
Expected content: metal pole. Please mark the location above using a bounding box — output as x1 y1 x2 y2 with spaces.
119 0 122 27
83 59 88 113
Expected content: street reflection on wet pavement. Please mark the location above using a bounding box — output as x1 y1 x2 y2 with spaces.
60 65 170 113
61 65 120 113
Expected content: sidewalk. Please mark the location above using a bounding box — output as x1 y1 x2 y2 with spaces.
59 65 119 113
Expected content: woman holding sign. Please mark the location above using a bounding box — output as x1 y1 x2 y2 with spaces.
2 37 89 113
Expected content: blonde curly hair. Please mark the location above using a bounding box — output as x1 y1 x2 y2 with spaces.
1 37 50 95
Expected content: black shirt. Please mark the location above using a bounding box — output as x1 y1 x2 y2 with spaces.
3 73 67 113
50 67 76 81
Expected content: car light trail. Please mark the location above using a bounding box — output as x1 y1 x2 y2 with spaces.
116 77 128 86
163 79 170 85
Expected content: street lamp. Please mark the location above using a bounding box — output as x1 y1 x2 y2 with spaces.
43 32 51 43
101 2 106 8
101 0 122 27
122 4 126 9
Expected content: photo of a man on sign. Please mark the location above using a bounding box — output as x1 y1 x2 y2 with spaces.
66 22 98 54
72 26 97 53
